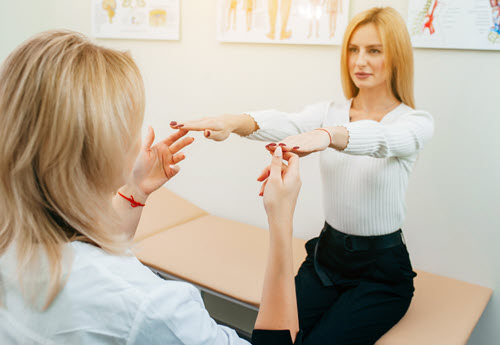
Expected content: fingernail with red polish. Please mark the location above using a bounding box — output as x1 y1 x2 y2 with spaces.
259 192 263 197
170 121 177 126
279 143 286 146
206 130 210 136
293 146 300 150
177 124 184 128
269 143 277 147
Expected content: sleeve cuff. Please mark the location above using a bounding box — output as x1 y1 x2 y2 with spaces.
251 329 303 345
244 110 296 142
244 110 281 140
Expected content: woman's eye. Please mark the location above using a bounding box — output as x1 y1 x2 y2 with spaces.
370 49 381 54
349 47 358 53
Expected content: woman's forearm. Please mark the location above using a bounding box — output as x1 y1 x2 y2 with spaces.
112 184 148 240
254 219 299 342
224 114 259 137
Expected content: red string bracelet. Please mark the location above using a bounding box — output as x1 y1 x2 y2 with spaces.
315 128 332 144
118 192 146 207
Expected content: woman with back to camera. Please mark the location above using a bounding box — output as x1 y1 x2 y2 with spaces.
170 7 434 344
0 30 304 345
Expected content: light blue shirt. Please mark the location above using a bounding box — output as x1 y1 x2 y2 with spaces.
0 241 249 345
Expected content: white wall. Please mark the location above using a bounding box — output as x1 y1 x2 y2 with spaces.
1 1 499 343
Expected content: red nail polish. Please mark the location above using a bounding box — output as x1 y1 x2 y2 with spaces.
177 124 184 128
269 143 277 146
293 146 300 150
259 192 263 196
170 121 177 126
279 143 286 146
206 130 210 136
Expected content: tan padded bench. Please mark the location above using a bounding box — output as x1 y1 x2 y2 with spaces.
134 188 207 242
134 187 492 345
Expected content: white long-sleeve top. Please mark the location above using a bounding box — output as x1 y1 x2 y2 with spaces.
247 99 434 236
0 241 249 345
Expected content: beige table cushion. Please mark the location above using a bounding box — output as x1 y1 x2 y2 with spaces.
135 213 492 344
376 270 492 345
133 187 207 242
135 215 307 306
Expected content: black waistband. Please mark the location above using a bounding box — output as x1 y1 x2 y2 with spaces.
320 223 405 252
313 223 407 286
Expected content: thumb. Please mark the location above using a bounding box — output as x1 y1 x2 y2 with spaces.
142 126 155 150
167 164 181 179
206 129 229 141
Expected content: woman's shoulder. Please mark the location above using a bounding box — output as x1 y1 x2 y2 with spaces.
389 103 434 124
68 241 202 317
399 103 433 116
70 241 188 291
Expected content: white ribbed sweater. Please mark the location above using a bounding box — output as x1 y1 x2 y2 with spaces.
247 99 434 236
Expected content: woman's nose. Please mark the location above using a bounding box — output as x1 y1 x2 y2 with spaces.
356 52 367 66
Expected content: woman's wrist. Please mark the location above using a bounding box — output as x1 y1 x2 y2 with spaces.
267 215 294 237
224 114 259 136
118 183 149 205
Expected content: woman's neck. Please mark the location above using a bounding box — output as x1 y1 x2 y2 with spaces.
352 87 400 114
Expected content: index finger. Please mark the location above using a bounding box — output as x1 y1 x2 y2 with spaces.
162 129 189 146
171 118 224 132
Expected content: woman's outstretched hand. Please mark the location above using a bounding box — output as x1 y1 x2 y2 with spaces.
260 147 302 226
265 129 332 157
170 116 234 141
170 114 259 141
132 127 194 196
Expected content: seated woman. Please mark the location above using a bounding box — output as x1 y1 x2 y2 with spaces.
171 7 434 344
0 31 302 345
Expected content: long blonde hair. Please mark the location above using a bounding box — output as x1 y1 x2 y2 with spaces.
0 31 145 309
340 7 415 108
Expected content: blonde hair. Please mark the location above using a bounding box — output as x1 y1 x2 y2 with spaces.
340 7 415 108
0 31 145 309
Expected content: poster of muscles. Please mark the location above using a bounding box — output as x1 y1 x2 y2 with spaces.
217 0 350 45
408 0 500 50
92 0 180 40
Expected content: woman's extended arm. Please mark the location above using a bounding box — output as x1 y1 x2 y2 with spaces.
267 110 434 159
327 110 434 158
169 101 331 143
253 147 302 344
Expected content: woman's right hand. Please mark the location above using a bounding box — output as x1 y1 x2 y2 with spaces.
170 115 234 141
170 114 259 141
260 147 302 229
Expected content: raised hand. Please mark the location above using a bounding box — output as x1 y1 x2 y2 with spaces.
132 127 194 195
254 146 301 340
265 128 332 157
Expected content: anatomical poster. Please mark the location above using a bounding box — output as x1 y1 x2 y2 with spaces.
92 0 180 40
408 0 500 50
217 0 351 45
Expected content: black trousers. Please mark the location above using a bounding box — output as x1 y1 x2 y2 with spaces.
295 223 416 345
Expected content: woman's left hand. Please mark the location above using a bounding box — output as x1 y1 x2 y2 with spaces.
265 129 331 157
132 127 194 195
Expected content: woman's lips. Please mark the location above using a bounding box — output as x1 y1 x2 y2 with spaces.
354 72 371 79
